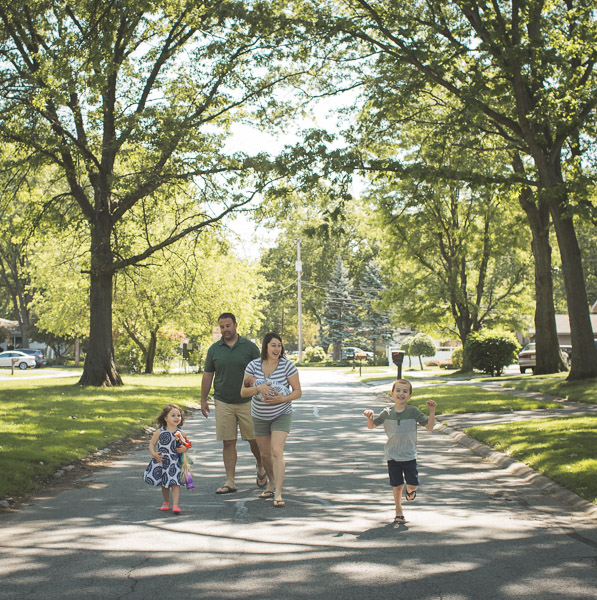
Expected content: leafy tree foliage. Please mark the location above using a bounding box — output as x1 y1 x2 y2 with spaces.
0 149 50 346
312 0 597 379
322 257 360 359
0 0 309 385
256 194 377 346
408 333 436 370
369 172 532 371
354 260 393 354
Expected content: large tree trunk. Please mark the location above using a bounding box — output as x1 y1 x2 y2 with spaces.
79 218 122 386
516 180 565 374
537 160 597 380
144 329 158 374
550 201 597 379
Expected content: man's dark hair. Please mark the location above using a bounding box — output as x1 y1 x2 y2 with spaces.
218 312 237 323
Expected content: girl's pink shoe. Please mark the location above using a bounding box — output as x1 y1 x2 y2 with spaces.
172 505 181 513
160 502 170 511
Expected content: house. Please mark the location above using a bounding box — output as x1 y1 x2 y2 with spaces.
0 318 20 350
527 311 597 347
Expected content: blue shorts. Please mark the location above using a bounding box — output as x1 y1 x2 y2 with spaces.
387 459 419 487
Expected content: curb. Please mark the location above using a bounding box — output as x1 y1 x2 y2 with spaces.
435 422 597 521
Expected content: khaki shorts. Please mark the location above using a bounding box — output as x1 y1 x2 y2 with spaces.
215 399 255 441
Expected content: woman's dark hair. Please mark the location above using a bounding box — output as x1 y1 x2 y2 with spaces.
261 332 286 361
155 404 185 427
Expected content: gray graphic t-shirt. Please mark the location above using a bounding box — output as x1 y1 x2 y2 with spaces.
373 405 429 462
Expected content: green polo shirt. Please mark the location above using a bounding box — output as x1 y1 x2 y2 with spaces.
203 336 260 404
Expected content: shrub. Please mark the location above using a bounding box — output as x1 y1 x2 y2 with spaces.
304 345 327 363
451 346 464 370
464 330 520 376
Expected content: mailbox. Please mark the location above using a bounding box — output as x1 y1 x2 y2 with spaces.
391 351 405 366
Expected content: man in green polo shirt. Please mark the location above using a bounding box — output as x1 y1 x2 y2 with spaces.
201 312 267 494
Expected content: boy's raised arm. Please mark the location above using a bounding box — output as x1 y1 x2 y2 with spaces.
425 400 437 430
363 409 377 429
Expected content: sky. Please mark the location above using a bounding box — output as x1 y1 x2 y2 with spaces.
220 91 364 261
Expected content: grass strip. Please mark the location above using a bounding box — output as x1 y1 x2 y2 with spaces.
0 374 201 499
399 385 562 415
465 416 597 504
503 376 597 405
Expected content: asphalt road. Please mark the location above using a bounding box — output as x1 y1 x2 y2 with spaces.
0 369 596 600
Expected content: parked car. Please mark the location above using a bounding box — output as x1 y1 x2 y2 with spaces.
561 340 597 365
19 348 46 368
342 347 374 361
0 350 37 370
517 343 571 374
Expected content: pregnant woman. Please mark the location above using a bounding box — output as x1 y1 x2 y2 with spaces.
240 332 301 507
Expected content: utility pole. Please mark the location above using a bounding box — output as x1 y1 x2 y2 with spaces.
296 239 303 363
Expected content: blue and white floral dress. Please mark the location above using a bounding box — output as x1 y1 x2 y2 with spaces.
142 427 182 488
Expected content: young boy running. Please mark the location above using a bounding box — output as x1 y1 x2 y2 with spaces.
363 379 436 524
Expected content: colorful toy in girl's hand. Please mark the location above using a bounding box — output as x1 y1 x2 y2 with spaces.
183 469 195 490
180 452 195 490
175 431 195 490
174 431 192 448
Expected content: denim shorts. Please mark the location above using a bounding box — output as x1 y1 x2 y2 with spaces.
387 459 419 487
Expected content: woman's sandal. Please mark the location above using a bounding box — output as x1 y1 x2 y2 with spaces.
159 502 170 511
273 499 285 508
172 505 181 513
394 515 406 524
258 490 274 499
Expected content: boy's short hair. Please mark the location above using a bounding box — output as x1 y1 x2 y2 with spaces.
392 379 412 394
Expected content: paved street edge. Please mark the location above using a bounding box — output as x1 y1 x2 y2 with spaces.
435 422 597 521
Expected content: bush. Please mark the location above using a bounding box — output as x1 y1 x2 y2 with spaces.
451 346 463 370
464 330 520 376
304 345 327 363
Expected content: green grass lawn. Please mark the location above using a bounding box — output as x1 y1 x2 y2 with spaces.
465 416 597 504
0 374 201 499
503 376 597 404
385 385 563 415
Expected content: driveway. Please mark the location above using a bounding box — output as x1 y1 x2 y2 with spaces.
0 369 595 600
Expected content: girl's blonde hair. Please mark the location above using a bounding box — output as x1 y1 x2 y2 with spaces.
155 404 185 427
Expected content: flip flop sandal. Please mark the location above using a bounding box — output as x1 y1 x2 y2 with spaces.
394 515 406 524
215 485 237 494
273 499 285 508
257 471 268 487
258 490 274 499
406 490 417 501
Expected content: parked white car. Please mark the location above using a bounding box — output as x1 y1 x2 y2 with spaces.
0 350 37 370
342 347 374 360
